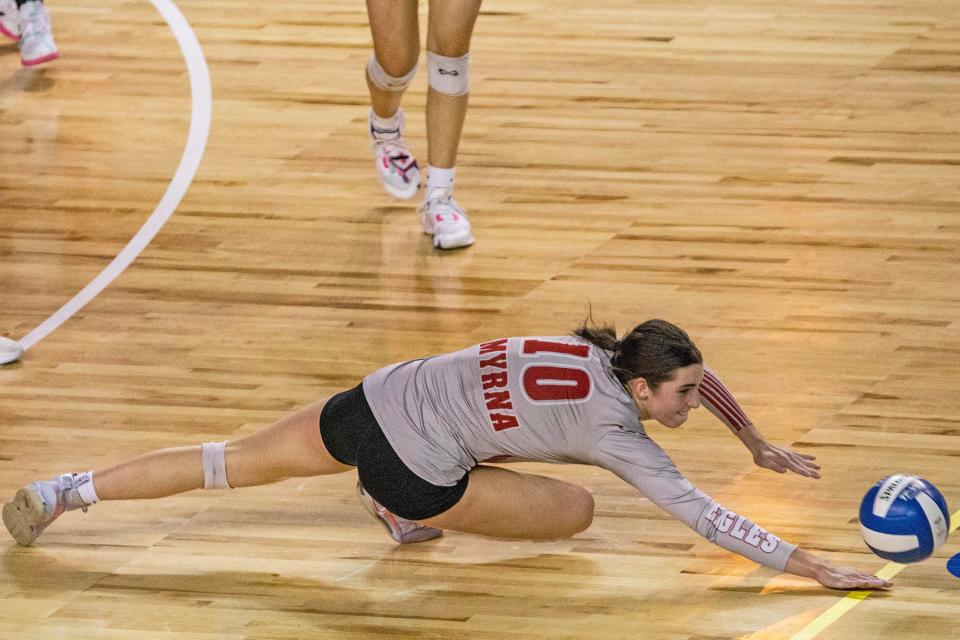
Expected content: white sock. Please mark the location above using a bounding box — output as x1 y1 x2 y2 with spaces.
75 471 100 504
370 109 401 135
425 166 455 196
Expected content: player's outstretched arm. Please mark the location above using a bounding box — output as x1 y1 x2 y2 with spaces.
735 423 821 479
784 547 891 590
699 367 821 479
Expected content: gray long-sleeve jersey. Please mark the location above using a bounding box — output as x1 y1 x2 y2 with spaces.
362 335 796 570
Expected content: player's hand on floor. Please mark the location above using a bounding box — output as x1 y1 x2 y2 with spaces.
815 564 892 590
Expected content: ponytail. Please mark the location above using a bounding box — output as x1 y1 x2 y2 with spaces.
573 322 619 353
575 317 702 389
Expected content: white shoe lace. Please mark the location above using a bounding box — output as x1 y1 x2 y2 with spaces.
376 140 411 162
376 140 418 188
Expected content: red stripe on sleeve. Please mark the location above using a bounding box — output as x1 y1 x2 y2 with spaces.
700 369 751 430
701 375 751 427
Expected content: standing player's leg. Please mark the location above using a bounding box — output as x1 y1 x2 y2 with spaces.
2 400 352 546
366 0 422 200
421 465 595 539
417 0 483 249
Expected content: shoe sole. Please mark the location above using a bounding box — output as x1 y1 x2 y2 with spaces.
356 484 443 544
0 23 18 41
21 50 59 67
2 487 44 546
433 230 475 250
420 216 475 250
380 177 420 200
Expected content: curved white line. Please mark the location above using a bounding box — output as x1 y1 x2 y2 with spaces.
16 0 211 352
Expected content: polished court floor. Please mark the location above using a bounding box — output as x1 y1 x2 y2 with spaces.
1 0 959 637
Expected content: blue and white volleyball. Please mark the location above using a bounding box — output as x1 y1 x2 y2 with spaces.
859 474 950 563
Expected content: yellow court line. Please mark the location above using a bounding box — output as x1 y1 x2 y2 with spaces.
789 508 960 640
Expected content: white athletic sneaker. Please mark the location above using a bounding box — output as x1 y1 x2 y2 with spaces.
418 188 474 249
3 474 91 546
0 336 23 365
370 110 420 200
356 481 443 544
17 0 58 67
0 0 18 41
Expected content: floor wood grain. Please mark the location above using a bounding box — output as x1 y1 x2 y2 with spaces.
2 0 958 637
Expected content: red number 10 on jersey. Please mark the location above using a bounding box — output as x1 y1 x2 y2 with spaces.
521 339 593 403
478 338 595 432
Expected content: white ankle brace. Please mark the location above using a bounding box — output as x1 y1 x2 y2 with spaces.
426 165 455 194
201 441 231 489
370 108 402 133
74 471 100 504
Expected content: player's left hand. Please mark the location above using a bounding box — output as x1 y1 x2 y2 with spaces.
814 564 892 590
751 441 821 478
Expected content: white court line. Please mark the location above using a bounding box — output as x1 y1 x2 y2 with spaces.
15 0 211 352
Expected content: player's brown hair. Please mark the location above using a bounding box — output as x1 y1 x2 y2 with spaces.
575 318 702 389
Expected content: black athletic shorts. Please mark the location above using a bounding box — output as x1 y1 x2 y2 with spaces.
318 383 469 521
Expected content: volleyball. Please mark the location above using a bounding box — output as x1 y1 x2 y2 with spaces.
859 474 950 563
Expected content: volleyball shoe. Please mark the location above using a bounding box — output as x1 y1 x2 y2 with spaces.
0 0 18 41
418 188 474 249
371 110 420 200
0 336 23 365
356 481 443 544
17 0 59 66
3 474 91 546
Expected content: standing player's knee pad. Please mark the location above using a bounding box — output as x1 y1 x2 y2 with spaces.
367 55 418 92
427 51 470 96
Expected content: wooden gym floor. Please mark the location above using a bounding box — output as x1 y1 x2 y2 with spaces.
1 0 958 637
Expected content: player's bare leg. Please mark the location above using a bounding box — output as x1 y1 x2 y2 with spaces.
3 400 351 545
420 465 595 539
366 0 422 199
417 0 483 248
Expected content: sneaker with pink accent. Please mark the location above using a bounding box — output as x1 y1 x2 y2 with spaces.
17 0 58 67
0 0 18 41
370 110 420 200
418 188 474 249
2 474 91 546
356 481 443 544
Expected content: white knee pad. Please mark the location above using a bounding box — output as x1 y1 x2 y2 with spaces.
367 55 418 92
201 441 231 489
427 51 470 96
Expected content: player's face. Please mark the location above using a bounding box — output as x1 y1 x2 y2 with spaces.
632 363 704 428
